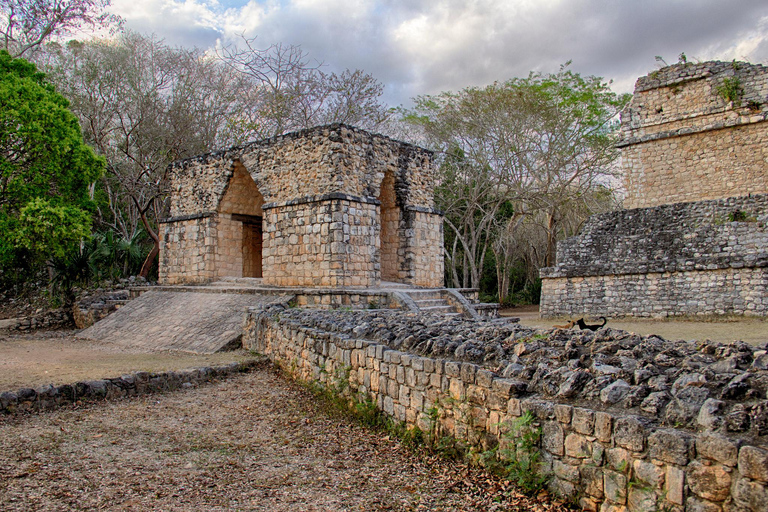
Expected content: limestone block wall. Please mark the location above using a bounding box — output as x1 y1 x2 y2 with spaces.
214 214 246 279
159 215 217 285
217 162 263 216
619 61 768 208
404 209 444 288
541 267 768 318
167 124 438 213
244 309 768 512
262 197 379 287
540 194 768 317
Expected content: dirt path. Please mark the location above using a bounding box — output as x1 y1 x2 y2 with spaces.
0 330 255 391
0 366 567 512
503 306 768 346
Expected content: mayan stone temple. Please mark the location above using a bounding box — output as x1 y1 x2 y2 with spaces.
541 61 768 318
159 124 444 289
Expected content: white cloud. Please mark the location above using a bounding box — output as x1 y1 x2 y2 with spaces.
105 0 768 104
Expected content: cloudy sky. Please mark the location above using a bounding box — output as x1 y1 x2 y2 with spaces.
107 0 768 106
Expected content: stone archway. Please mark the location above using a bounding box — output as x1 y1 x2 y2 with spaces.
216 161 264 279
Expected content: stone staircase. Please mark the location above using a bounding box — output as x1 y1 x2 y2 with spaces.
400 289 461 317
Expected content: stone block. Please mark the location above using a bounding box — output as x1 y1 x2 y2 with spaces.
687 460 731 502
738 446 768 482
542 421 564 456
627 487 658 512
554 404 572 424
565 433 592 459
595 412 613 442
614 416 646 452
731 476 768 512
604 469 628 504
695 432 739 466
632 460 664 488
648 429 693 466
573 407 595 434
665 465 685 506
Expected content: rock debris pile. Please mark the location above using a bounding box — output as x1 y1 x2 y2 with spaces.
276 308 768 438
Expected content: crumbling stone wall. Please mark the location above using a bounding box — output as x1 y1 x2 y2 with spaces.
620 61 768 209
540 194 768 317
159 124 443 288
244 308 768 512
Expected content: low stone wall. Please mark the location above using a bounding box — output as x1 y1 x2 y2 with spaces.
541 267 768 318
0 360 263 415
0 309 71 331
244 308 768 512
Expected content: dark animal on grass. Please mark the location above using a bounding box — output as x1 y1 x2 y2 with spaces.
576 317 607 331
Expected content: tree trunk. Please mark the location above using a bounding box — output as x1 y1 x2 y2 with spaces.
545 211 558 268
135 200 160 279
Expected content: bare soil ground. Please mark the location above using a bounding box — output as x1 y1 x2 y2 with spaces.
0 363 568 512
502 306 768 346
0 330 255 391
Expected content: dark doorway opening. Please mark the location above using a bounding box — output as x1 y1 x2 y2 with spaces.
234 214 263 278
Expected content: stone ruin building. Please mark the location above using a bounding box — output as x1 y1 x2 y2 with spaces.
158 124 444 289
541 61 768 317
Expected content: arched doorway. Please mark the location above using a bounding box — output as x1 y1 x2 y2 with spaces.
216 161 264 278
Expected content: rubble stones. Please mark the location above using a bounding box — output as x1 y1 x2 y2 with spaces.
268 308 768 436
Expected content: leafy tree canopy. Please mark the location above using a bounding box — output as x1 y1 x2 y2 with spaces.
402 65 630 297
0 49 103 279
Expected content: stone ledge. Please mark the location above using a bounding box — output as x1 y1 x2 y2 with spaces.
0 359 266 415
616 112 768 148
262 192 381 210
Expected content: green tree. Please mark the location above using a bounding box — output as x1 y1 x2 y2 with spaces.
0 50 103 285
404 65 629 301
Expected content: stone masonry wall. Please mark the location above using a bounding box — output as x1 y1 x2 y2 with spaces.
244 308 768 512
159 215 217 285
404 209 444 288
541 267 768 318
167 124 437 214
262 198 379 287
540 194 768 317
620 61 768 208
